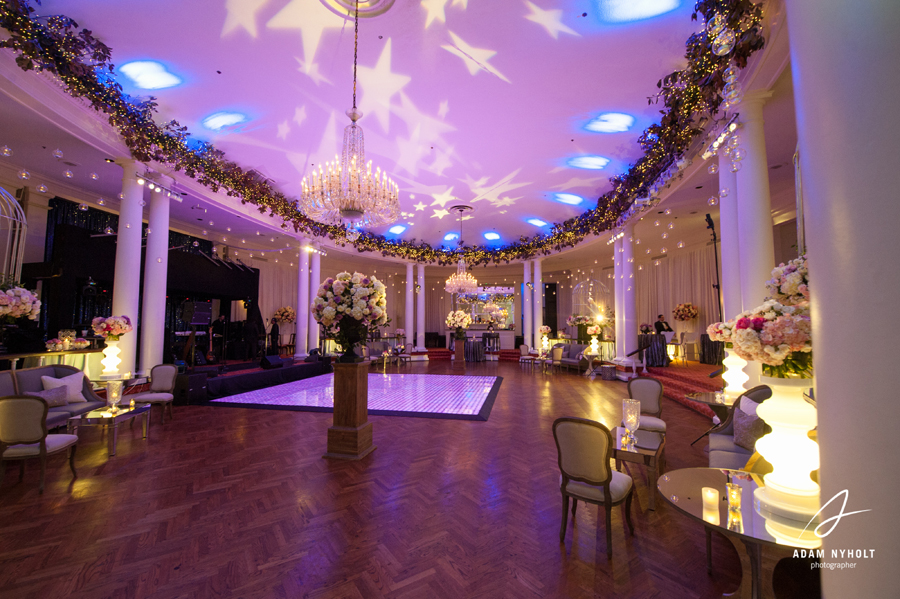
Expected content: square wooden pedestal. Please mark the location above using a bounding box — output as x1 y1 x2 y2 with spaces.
454 339 466 366
324 361 376 460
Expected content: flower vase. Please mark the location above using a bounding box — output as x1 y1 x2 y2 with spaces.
541 335 549 352
101 338 121 379
753 375 820 547
589 335 599 356
338 322 366 363
721 348 749 398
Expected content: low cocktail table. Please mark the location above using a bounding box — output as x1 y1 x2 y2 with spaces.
612 427 666 510
67 404 151 456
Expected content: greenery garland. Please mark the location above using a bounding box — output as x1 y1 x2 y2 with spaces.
0 0 763 266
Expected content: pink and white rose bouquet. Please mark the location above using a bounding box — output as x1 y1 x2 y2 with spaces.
587 325 603 336
0 286 42 322
91 315 133 340
765 255 809 306
538 325 552 335
566 315 595 327
273 306 296 323
45 338 63 351
673 302 699 321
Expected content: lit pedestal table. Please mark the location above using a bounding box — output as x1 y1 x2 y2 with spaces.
658 468 820 599
324 361 376 460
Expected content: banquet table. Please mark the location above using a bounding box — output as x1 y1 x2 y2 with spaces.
638 334 671 367
700 333 725 365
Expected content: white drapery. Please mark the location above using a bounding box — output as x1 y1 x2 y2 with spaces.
635 243 721 335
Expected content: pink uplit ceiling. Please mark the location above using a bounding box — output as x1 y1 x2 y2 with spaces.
35 0 700 248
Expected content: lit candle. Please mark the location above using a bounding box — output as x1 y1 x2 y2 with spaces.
726 482 742 511
702 487 720 526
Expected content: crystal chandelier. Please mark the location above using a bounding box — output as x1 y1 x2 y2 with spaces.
445 205 479 295
299 1 399 235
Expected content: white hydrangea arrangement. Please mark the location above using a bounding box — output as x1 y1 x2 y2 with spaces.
311 271 387 361
446 310 472 340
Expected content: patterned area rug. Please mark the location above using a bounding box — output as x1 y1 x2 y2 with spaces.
208 373 502 421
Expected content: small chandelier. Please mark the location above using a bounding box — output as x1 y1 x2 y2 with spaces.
299 1 399 234
445 205 479 295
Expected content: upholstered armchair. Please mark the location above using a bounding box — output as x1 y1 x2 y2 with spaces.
130 364 177 424
626 377 666 434
553 417 634 557
0 396 78 493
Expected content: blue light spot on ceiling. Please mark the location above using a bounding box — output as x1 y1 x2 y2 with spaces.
568 155 610 170
527 218 548 227
119 61 182 89
444 232 459 241
202 112 249 131
388 225 407 234
585 113 635 133
484 232 500 241
597 0 681 23
555 193 583 205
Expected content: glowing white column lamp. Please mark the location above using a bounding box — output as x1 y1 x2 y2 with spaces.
101 339 122 378
721 348 749 398
754 376 821 548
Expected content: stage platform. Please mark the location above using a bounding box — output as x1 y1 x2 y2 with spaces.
204 361 330 399
209 373 502 421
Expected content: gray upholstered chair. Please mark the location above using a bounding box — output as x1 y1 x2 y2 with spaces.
626 377 666 434
0 396 78 493
130 364 177 424
519 345 536 369
553 417 634 557
545 345 564 373
682 332 700 362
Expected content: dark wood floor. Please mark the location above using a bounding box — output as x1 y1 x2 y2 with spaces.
0 361 745 598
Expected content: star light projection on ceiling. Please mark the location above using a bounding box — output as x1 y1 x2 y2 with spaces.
37 0 695 249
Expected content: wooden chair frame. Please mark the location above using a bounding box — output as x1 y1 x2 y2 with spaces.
0 396 77 493
553 417 634 558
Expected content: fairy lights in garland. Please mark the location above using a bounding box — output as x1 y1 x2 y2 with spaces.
0 0 763 266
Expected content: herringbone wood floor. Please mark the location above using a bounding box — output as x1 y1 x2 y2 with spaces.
0 362 745 598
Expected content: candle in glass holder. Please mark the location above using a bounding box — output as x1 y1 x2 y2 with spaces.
727 509 744 533
622 399 641 441
715 391 726 404
726 482 742 511
702 487 720 525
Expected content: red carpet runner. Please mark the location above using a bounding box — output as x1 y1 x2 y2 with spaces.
639 362 724 419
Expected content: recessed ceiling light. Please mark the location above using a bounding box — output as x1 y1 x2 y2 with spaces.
527 218 548 227
567 155 610 170
554 193 583 205
584 113 634 133
484 232 500 241
202 111 248 131
119 61 182 89
444 233 459 241
388 225 406 234
598 0 681 24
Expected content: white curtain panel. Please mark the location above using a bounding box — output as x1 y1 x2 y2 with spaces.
245 258 298 339
635 243 721 334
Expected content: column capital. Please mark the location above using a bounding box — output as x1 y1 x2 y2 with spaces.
737 90 774 122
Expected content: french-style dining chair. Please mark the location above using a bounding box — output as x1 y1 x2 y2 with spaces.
553 417 634 558
0 396 78 493
627 377 666 434
130 364 178 424
519 345 536 370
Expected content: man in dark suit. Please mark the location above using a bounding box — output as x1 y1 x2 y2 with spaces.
654 314 674 334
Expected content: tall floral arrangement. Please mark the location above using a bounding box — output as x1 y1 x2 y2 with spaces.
765 255 809 306
708 256 812 378
587 325 603 336
673 303 699 321
566 315 596 327
91 315 133 340
311 272 387 361
538 325 552 335
273 306 296 324
0 285 41 323
446 310 472 340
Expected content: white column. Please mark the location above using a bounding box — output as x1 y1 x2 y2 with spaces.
532 259 543 349
405 262 414 348
522 261 532 348
416 264 425 351
138 175 170 375
785 2 900 596
307 244 320 353
614 237 624 359
735 91 776 310
294 239 310 357
622 225 637 358
718 152 742 319
111 159 144 377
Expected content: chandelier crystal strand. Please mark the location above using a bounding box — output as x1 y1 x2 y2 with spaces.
299 0 399 233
